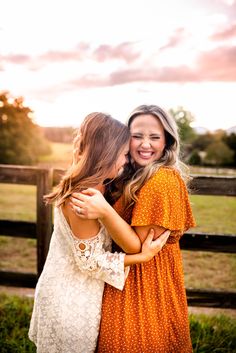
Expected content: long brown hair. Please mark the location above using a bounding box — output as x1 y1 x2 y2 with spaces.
45 112 130 206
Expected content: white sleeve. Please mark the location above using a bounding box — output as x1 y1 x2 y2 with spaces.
72 236 129 290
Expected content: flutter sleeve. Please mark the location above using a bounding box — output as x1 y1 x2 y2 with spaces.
71 231 129 290
131 167 196 242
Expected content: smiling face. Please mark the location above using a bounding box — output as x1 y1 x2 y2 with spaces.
129 114 166 167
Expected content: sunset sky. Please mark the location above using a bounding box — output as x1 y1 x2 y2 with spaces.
1 0 236 131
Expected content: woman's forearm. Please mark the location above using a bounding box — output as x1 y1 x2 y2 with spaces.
100 203 141 254
124 253 148 266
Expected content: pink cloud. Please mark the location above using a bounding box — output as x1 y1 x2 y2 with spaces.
0 41 141 71
2 54 31 64
38 45 235 95
211 23 236 40
197 46 236 80
68 74 109 88
40 42 91 62
109 66 198 85
94 42 140 63
159 28 189 51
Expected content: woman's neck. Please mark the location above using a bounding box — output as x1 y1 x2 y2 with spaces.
94 184 105 194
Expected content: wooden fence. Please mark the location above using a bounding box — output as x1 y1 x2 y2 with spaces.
0 164 236 309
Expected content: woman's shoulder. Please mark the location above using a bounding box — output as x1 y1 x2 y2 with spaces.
145 166 182 190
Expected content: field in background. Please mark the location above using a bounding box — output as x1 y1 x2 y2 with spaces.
39 142 236 175
38 142 72 169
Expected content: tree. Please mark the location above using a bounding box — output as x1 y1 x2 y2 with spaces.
169 106 197 161
223 133 236 166
0 91 51 165
188 149 202 166
204 141 234 166
169 106 197 144
191 132 215 151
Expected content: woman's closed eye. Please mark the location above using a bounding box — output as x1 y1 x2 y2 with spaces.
131 134 143 139
131 134 161 140
151 136 161 140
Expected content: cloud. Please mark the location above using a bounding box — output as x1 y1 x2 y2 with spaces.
40 42 91 62
109 66 199 85
1 54 31 65
197 46 236 80
93 42 140 63
210 22 236 40
69 45 236 87
0 41 141 71
33 44 236 98
159 28 189 51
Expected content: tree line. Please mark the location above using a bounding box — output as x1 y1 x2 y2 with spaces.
0 91 235 167
171 107 236 167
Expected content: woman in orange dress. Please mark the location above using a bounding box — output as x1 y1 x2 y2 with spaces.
71 104 196 353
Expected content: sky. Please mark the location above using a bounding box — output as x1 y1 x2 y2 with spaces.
1 0 236 131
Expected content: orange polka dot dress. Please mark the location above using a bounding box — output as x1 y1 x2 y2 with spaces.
97 167 196 353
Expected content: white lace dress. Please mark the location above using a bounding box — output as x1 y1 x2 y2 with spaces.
29 206 128 353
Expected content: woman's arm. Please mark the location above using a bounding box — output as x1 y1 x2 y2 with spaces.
61 202 170 290
70 189 169 252
70 189 142 253
124 229 170 265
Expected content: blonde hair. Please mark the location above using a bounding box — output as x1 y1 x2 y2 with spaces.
121 104 189 209
45 112 130 206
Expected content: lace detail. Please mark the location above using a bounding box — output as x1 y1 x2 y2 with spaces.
29 206 128 353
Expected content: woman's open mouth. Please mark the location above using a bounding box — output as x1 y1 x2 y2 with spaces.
138 151 154 159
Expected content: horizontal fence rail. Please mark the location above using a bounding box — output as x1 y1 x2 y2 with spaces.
0 165 236 308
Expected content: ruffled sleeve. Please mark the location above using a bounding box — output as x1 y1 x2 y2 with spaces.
57 207 128 290
72 235 129 290
131 167 196 242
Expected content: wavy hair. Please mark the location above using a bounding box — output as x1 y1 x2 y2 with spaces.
108 105 189 209
45 112 130 206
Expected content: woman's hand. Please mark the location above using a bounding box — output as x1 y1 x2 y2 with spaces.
70 188 110 219
141 229 170 262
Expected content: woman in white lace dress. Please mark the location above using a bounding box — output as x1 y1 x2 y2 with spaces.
28 112 169 353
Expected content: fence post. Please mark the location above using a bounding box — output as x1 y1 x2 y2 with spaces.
36 168 53 276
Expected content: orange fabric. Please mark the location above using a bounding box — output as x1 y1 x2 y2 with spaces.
97 167 196 353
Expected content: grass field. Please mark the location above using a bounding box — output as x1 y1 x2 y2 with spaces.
1 292 236 353
38 142 72 169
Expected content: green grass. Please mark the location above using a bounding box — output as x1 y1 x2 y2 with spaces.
190 195 236 234
0 184 36 221
190 313 236 352
0 293 36 353
0 293 235 353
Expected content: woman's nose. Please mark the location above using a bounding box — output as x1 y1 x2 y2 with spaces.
141 138 151 148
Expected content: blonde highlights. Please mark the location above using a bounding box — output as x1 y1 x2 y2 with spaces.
122 105 189 209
